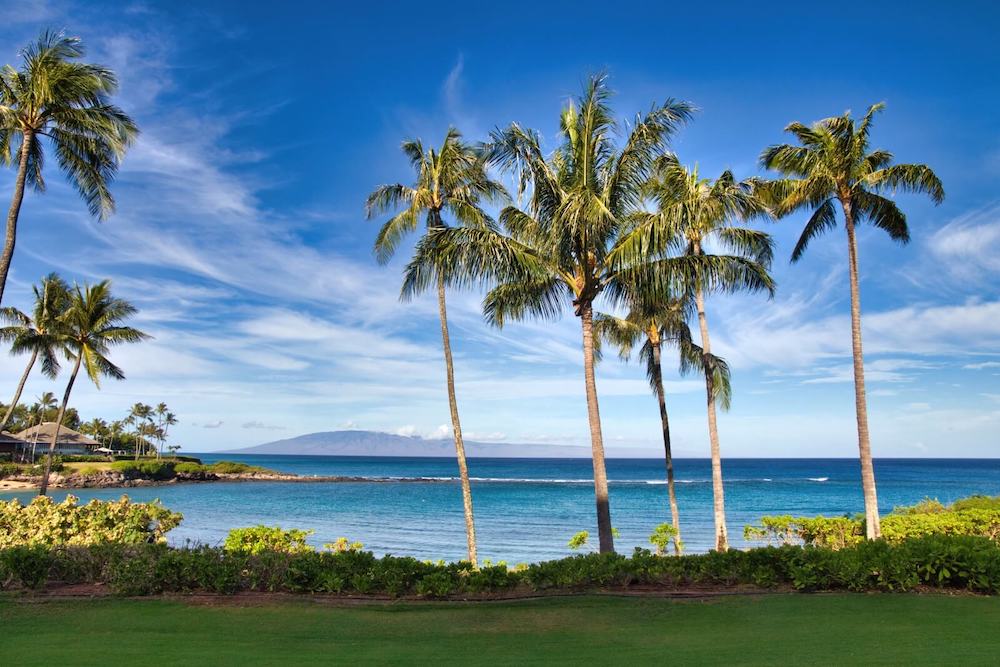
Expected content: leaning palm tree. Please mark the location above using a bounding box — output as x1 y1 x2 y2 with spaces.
595 293 731 555
403 76 695 553
760 103 944 538
0 273 69 430
38 281 148 495
628 154 774 551
366 128 507 565
0 31 138 305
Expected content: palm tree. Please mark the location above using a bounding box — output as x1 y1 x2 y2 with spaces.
129 402 154 460
631 154 774 551
38 281 148 495
0 273 69 430
760 103 944 538
0 31 138 305
403 76 694 553
595 293 731 555
366 128 505 565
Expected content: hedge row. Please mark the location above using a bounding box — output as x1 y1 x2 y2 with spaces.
1 535 998 597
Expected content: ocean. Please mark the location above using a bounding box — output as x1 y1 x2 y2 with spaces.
4 455 1000 563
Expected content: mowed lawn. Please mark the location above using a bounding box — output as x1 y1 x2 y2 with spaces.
2 594 999 665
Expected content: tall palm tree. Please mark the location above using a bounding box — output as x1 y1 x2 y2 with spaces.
403 76 695 553
595 293 731 555
0 31 138 305
38 281 148 495
0 273 69 430
129 402 154 460
760 104 944 538
366 128 506 565
629 154 774 551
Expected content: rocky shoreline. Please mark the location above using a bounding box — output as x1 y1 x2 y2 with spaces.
1 470 455 490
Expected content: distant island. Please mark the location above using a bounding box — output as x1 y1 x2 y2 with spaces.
225 430 657 458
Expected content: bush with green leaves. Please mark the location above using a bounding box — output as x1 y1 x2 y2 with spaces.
109 460 176 480
1 535 998 597
745 495 1000 549
223 526 315 555
0 495 182 548
206 461 274 475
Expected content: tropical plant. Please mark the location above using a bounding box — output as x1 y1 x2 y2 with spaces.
624 154 774 551
760 103 944 538
595 292 730 555
0 31 138 305
127 402 154 459
38 281 148 494
366 127 507 566
403 76 694 553
0 273 69 430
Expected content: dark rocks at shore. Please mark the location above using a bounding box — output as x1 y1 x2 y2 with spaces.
2 470 467 490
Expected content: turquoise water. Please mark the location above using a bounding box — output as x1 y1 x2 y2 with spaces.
4 456 999 562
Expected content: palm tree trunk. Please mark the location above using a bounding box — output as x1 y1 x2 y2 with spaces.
650 338 682 555
0 350 37 431
436 274 478 565
0 131 34 307
38 354 82 496
579 301 614 553
843 202 881 538
694 286 728 551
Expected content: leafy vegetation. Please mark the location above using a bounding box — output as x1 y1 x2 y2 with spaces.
0 495 181 548
746 497 1000 548
223 526 315 555
1 535 998 597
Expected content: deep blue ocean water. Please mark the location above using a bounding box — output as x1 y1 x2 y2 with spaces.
4 456 999 563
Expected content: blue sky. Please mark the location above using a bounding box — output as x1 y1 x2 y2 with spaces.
1 0 998 456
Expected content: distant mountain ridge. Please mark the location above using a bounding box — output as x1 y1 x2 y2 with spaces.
226 430 655 458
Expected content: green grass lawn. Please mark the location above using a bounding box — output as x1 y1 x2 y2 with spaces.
2 594 998 665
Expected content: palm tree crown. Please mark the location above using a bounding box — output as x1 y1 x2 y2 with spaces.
0 273 70 429
367 127 506 265
0 31 138 305
760 103 944 260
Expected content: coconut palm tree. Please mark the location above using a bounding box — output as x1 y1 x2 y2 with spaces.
626 154 774 551
129 402 154 460
38 281 148 495
595 293 731 555
403 76 695 553
0 273 69 430
0 32 138 305
759 103 944 538
366 128 506 565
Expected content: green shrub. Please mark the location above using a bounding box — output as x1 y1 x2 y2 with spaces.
1 535 998 597
649 523 680 555
952 495 1000 512
59 455 110 463
223 526 314 555
0 496 182 549
745 496 1000 549
110 460 176 480
173 462 206 475
0 462 23 478
206 461 274 475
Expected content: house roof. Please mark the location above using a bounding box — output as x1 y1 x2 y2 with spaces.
0 431 28 445
14 422 99 446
